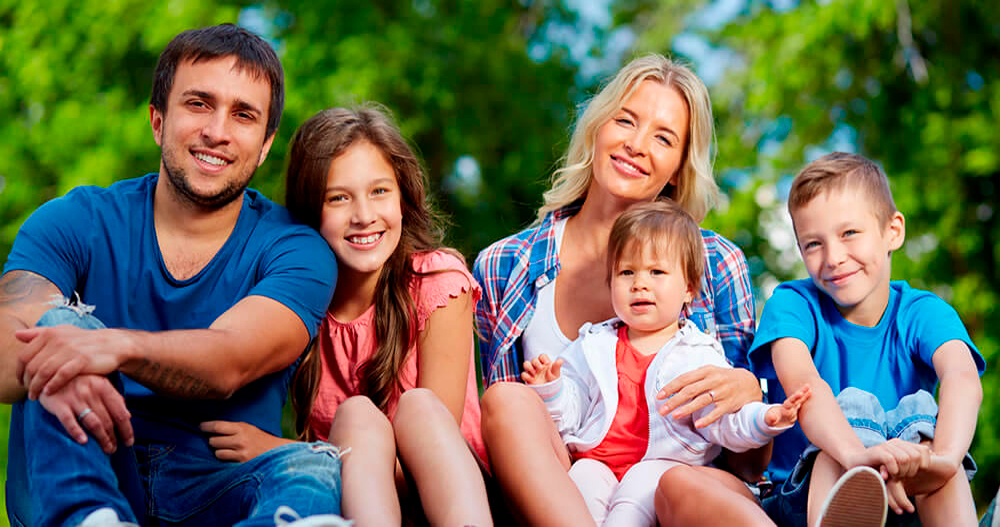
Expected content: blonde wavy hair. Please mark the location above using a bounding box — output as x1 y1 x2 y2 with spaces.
538 54 718 223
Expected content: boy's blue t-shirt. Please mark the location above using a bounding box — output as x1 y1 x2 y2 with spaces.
748 279 985 483
3 174 337 447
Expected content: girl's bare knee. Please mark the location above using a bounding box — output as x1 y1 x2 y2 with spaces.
393 388 451 427
330 395 392 439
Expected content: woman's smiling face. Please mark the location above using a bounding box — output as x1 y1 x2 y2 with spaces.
590 80 690 205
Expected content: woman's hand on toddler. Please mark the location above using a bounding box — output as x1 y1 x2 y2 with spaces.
201 420 292 462
520 354 563 385
655 366 762 428
764 384 811 428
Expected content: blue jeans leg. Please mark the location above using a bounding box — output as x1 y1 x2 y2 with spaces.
763 388 962 527
142 442 343 525
762 387 890 527
6 305 143 527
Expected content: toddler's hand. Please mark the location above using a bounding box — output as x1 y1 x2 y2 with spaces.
520 354 563 385
764 384 811 428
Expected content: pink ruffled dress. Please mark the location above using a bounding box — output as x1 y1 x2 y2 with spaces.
307 250 486 461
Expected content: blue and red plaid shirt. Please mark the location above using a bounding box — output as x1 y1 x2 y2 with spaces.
473 205 756 386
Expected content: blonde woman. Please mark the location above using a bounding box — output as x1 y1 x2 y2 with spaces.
474 54 764 525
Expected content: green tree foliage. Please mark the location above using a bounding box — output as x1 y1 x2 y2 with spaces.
625 0 999 508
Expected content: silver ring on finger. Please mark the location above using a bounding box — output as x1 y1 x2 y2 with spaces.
77 408 94 421
708 390 716 403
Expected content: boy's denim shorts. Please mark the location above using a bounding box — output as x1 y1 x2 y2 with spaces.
761 387 977 527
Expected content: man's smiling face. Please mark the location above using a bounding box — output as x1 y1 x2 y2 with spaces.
151 56 274 209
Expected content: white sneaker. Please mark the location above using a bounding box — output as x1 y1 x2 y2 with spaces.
273 505 353 527
817 466 887 527
77 507 139 527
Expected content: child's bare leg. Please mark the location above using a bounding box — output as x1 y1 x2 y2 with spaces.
806 451 845 527
606 460 680 527
328 396 400 526
914 467 976 527
480 382 595 526
567 458 617 524
392 388 492 526
655 465 774 527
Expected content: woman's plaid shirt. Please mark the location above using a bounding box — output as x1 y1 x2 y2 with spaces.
473 206 756 387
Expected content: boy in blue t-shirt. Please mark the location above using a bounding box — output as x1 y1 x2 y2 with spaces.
749 152 985 527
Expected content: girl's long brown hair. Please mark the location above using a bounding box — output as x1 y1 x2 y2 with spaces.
285 104 446 440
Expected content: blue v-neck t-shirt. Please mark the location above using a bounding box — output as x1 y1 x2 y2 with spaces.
4 173 337 448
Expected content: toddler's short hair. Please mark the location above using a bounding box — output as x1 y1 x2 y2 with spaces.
607 200 704 289
788 152 897 226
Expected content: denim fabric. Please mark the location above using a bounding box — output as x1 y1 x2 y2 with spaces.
8 305 144 527
762 387 976 527
6 305 344 526
138 441 343 526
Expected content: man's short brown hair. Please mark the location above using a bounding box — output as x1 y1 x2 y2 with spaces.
788 152 897 226
151 24 284 139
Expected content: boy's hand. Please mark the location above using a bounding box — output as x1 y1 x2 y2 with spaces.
848 438 931 480
520 354 562 385
885 478 915 515
764 384 811 428
896 452 959 497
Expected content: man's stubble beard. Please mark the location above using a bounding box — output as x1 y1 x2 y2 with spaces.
160 142 256 210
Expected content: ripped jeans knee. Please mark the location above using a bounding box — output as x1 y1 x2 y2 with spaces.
36 294 104 329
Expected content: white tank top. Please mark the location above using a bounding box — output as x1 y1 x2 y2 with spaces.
522 218 574 361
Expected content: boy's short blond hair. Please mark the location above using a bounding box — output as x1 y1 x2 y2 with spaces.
788 152 897 226
607 200 705 289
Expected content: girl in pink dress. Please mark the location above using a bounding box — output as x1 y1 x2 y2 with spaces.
200 105 492 526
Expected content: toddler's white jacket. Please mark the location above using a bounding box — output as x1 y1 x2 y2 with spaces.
529 319 788 466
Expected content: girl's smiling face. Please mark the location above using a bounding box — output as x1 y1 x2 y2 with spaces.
320 140 403 280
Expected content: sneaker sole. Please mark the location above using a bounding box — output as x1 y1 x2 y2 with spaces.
818 466 887 527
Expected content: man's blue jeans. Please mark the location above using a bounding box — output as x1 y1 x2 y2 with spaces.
7 305 343 526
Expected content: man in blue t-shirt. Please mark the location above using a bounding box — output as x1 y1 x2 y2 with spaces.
750 153 984 527
0 25 346 527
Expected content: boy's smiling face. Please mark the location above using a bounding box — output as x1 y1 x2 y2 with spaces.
792 185 905 327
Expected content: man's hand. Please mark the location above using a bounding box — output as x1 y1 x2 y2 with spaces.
764 384 811 428
201 420 293 462
520 354 563 385
39 374 133 454
16 325 132 399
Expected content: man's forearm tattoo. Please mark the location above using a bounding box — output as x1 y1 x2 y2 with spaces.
131 358 213 398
